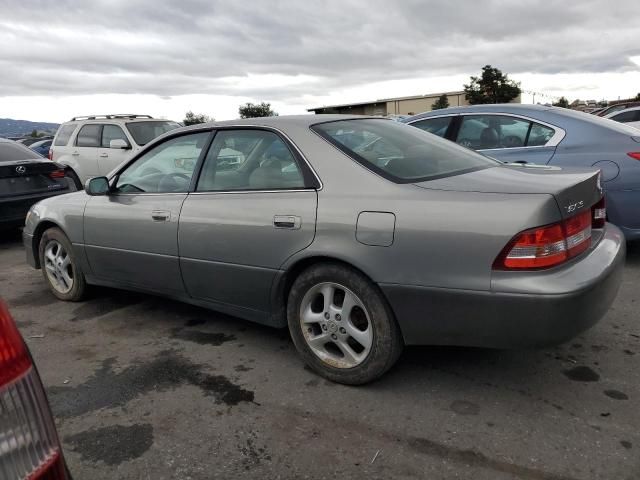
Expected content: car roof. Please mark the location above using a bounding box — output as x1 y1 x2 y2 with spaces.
187 114 376 129
406 104 556 121
606 106 640 116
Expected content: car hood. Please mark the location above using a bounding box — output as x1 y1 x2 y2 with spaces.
413 164 602 219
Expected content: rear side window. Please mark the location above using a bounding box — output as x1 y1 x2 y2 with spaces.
312 119 497 183
410 117 452 138
0 142 40 162
196 130 305 191
455 115 555 149
53 123 77 146
76 125 101 147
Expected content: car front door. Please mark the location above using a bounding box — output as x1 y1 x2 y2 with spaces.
454 114 559 165
97 124 133 176
178 128 318 320
83 131 211 295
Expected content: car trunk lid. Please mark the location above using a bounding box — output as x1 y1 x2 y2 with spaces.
413 164 602 219
0 159 68 197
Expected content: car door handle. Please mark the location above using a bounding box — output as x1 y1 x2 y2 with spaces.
273 215 301 229
99 153 108 158
71 151 80 156
151 210 170 222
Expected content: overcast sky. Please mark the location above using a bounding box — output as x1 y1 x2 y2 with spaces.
1 0 639 122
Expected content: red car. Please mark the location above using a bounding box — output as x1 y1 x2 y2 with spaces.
0 300 70 479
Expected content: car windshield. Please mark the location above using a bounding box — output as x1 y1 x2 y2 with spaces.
312 119 498 183
126 121 181 146
0 142 40 162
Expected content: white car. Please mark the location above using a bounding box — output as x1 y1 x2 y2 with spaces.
605 106 640 129
50 114 181 186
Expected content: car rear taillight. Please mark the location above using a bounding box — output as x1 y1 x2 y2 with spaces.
592 196 606 228
627 152 640 161
494 209 592 270
48 170 66 179
47 149 53 161
0 301 68 480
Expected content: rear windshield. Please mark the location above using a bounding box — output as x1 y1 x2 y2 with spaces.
126 121 181 146
311 119 497 183
0 142 40 162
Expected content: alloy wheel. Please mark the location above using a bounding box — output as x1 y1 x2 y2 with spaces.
299 282 373 369
43 240 74 294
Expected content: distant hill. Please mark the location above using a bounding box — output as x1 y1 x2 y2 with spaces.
0 118 60 138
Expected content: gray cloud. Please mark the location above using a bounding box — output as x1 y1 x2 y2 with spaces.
0 0 638 101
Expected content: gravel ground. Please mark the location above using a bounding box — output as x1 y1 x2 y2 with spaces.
1 230 639 480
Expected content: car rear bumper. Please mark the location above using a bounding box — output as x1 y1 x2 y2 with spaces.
0 189 69 225
380 224 626 348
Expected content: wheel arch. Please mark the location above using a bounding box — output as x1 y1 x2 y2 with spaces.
270 254 394 328
31 220 65 269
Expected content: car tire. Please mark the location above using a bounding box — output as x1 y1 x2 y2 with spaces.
38 227 87 301
65 169 83 190
287 263 403 385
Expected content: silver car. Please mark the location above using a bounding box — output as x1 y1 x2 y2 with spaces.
403 105 640 240
23 115 625 384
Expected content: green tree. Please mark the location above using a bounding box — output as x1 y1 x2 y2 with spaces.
635 92 640 101
30 129 39 138
431 94 450 110
183 111 212 126
463 65 521 105
238 102 278 119
552 96 570 108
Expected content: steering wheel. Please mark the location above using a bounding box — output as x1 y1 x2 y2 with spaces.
167 173 191 181
157 172 192 192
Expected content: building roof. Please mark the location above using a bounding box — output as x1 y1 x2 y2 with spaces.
308 91 466 112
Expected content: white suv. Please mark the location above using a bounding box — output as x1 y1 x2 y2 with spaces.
50 114 181 186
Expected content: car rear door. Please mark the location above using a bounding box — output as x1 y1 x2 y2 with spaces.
178 128 318 319
73 124 101 179
454 114 560 165
83 131 211 295
97 124 133 175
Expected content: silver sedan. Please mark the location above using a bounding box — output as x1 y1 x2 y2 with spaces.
23 115 625 384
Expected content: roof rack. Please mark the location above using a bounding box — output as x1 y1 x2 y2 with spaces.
70 114 154 121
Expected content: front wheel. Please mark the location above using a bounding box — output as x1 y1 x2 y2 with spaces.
287 263 403 385
39 227 87 301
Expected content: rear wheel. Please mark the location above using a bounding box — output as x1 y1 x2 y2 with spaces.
287 263 403 384
39 227 87 301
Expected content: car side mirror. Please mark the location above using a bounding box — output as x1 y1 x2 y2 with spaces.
110 139 131 149
85 176 110 196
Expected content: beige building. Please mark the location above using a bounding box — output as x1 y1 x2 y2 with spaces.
308 91 520 116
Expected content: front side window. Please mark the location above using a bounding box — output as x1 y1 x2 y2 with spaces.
455 115 555 149
115 132 209 193
75 124 101 148
126 121 181 146
102 125 130 148
54 124 77 146
410 117 452 138
312 119 497 183
196 129 305 191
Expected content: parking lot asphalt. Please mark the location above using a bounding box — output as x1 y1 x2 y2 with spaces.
1 229 639 480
